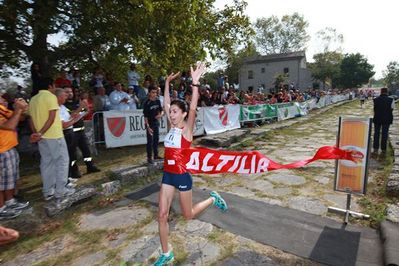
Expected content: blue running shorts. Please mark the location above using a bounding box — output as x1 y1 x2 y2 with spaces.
162 171 192 191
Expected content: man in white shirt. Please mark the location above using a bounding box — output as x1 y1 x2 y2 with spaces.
55 88 84 186
109 82 130 111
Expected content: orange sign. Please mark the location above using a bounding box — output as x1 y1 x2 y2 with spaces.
334 117 371 194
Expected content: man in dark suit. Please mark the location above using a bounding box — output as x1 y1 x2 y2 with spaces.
372 87 395 156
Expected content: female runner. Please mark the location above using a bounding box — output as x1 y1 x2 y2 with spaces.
154 62 227 265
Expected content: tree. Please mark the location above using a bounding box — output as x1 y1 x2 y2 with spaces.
273 73 289 91
383 61 399 88
224 41 258 84
254 12 309 55
0 0 252 80
308 51 343 89
338 53 375 88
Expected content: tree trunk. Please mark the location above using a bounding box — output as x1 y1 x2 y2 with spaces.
29 0 59 77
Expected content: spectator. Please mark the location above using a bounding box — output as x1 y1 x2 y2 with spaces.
238 90 246 104
55 88 80 188
15 85 28 101
177 82 186 101
372 87 395 157
0 94 30 220
80 92 94 120
127 63 141 95
215 88 227 105
109 82 130 111
143 86 163 164
157 86 164 108
136 80 149 109
184 92 192 106
170 89 178 101
269 94 277 104
210 91 218 105
89 67 105 93
28 77 74 203
0 92 14 110
127 87 139 110
64 87 101 176
71 68 81 90
216 72 225 89
54 70 72 88
30 62 42 97
93 87 111 112
359 90 366 108
199 88 213 107
227 92 239 104
224 76 230 90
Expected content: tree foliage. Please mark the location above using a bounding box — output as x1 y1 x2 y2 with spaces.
254 12 309 55
338 53 375 88
308 51 343 89
0 0 252 80
383 61 399 88
224 41 258 84
314 27 344 53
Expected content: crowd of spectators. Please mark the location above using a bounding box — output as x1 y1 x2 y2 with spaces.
2 62 353 123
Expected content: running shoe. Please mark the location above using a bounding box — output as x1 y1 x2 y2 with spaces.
0 207 21 220
210 191 228 212
66 182 77 189
154 251 174 266
63 187 76 197
68 177 79 183
5 198 30 210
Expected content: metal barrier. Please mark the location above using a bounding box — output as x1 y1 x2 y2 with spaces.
92 111 106 146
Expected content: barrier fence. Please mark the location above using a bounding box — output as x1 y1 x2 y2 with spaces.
91 94 350 148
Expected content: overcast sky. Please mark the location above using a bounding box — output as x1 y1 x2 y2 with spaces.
215 0 398 79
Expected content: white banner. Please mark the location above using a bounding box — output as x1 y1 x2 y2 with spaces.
295 102 308 116
103 110 168 148
103 109 205 148
193 108 205 136
315 97 326 108
203 105 241 134
277 103 300 121
307 98 318 110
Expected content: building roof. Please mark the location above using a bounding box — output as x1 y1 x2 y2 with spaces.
243 51 306 64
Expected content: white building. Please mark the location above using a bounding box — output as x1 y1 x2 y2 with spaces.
239 51 314 92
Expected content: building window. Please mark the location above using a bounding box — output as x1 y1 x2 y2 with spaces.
248 70 254 79
261 67 265 73
284 67 289 74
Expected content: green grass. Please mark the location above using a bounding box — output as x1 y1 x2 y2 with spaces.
357 145 396 227
0 143 163 264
